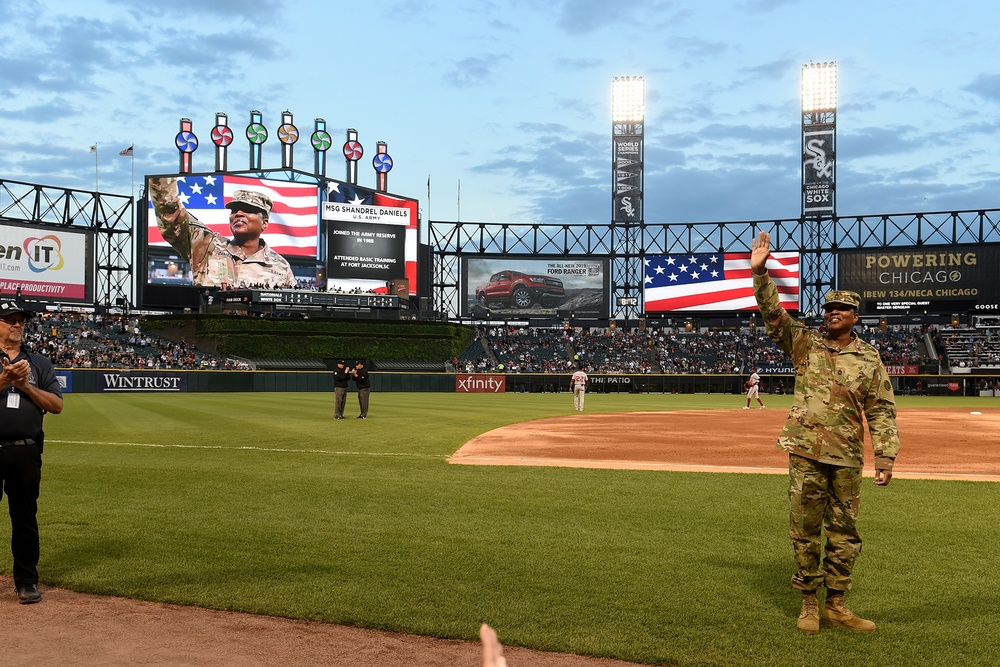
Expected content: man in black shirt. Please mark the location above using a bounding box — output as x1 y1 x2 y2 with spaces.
333 360 350 419
352 361 371 419
0 300 63 604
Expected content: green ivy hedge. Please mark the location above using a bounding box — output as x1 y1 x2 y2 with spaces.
141 314 477 361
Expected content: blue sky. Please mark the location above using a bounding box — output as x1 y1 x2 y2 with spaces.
2 0 999 227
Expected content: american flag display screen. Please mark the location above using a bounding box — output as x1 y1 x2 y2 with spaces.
644 252 800 313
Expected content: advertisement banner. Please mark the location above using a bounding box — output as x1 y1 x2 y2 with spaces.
757 366 795 374
612 135 643 223
55 371 73 393
463 257 608 318
802 126 835 216
0 223 92 302
924 380 962 396
838 245 1000 314
97 372 187 392
588 375 637 388
455 374 506 393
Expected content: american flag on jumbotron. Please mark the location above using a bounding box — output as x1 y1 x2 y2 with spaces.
147 175 319 257
643 252 799 312
326 181 418 294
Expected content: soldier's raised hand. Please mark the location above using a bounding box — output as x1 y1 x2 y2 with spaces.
750 231 771 274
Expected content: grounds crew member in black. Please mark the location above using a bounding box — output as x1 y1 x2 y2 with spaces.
751 230 900 634
0 299 63 604
352 361 370 418
333 360 350 419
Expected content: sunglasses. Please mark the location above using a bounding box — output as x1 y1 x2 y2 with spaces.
228 204 265 215
0 315 27 325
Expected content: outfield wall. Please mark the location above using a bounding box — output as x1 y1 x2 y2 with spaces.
54 370 999 396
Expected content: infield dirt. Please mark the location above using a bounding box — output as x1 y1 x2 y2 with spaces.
451 407 1000 481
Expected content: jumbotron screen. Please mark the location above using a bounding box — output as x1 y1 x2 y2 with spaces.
643 251 800 313
142 172 417 301
838 244 1000 314
321 181 418 293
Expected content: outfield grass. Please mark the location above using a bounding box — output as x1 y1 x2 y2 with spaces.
5 391 999 666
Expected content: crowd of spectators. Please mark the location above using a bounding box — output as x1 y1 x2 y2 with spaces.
326 285 385 295
295 277 320 290
462 325 790 375
463 326 570 373
570 328 657 374
448 327 492 373
457 323 944 376
23 311 250 370
862 324 934 366
18 308 949 376
653 329 786 374
933 323 1000 369
201 276 322 293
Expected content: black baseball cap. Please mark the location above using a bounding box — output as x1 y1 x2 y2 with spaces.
0 300 34 319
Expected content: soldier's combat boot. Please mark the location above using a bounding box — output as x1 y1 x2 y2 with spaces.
797 592 820 635
821 591 876 632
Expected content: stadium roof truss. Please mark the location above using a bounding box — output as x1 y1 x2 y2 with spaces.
429 209 1000 319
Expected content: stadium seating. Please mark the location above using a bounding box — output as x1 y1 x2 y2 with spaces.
25 310 945 377
24 312 250 370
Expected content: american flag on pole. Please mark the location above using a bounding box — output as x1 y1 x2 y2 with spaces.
147 174 319 257
326 182 418 293
644 252 799 312
119 145 134 156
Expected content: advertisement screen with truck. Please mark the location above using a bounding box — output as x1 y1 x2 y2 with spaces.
463 257 608 318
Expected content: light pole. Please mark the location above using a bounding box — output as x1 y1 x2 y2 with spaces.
611 76 645 326
801 62 837 315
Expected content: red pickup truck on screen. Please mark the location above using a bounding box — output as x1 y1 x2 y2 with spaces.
475 270 565 309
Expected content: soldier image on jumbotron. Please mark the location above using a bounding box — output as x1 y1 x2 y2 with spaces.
149 177 295 289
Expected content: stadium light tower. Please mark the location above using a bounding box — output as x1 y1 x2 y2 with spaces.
611 76 645 325
801 61 836 219
801 61 838 315
612 76 645 124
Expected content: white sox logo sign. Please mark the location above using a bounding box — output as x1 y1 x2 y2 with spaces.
805 139 833 178
620 196 636 218
802 127 834 215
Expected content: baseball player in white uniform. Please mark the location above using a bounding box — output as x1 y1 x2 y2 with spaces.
744 367 765 409
571 367 589 412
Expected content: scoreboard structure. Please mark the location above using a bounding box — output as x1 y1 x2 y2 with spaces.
838 245 1000 314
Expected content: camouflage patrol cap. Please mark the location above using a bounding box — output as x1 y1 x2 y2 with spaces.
823 290 861 310
225 190 273 215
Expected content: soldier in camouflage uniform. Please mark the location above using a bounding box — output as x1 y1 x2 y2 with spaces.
149 177 295 289
751 231 900 635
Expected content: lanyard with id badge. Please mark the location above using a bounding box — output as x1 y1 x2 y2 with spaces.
3 356 31 410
